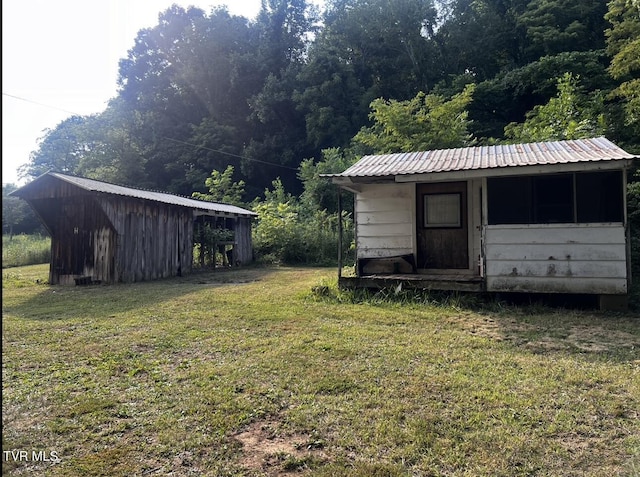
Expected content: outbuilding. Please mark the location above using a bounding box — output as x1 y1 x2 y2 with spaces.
326 137 638 307
10 172 257 285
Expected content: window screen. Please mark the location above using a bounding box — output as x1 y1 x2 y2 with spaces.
533 174 574 223
487 176 531 224
424 193 461 228
576 171 623 223
488 171 623 225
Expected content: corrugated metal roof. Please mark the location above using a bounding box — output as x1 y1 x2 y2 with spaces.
330 137 638 178
17 172 257 217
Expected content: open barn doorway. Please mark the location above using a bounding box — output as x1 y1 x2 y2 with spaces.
193 215 236 269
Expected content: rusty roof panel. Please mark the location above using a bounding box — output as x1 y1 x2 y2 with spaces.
333 137 637 178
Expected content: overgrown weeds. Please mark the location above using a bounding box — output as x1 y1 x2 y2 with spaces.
2 234 50 268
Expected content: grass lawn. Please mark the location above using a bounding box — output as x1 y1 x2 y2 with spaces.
2 264 640 476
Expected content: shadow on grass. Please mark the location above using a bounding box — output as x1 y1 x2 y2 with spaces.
451 305 640 362
3 266 277 322
324 285 640 363
446 293 640 364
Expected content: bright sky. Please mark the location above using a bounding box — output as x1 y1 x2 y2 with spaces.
2 0 264 186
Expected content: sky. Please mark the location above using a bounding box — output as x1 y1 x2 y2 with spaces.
2 0 264 186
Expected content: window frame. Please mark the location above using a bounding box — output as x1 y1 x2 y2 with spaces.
423 192 462 228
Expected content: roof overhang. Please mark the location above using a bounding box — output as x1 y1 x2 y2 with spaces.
323 138 639 190
330 157 635 190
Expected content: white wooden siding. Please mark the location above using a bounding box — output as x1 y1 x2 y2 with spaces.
356 183 414 258
485 224 627 294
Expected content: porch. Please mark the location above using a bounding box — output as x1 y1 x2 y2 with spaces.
338 273 484 292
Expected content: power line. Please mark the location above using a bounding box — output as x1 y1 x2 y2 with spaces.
162 136 299 171
2 92 84 117
5 92 301 172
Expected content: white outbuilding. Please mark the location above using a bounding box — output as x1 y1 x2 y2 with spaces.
326 137 639 308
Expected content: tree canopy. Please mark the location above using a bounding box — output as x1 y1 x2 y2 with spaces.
19 0 638 198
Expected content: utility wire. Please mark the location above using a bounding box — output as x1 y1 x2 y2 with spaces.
162 136 299 171
3 92 86 117
4 92 300 172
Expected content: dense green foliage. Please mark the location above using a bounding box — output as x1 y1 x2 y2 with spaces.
2 184 43 237
2 234 50 268
18 0 639 192
7 0 640 265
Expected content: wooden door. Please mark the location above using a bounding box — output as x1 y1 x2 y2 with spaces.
416 182 468 269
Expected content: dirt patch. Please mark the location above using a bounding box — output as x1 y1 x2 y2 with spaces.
566 325 639 352
450 314 640 354
234 418 326 475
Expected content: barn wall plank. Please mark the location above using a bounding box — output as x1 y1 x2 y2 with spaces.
20 178 252 284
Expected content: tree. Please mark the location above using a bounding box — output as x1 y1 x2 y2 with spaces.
116 6 262 194
298 147 355 214
19 116 92 180
242 0 319 192
434 0 528 80
320 0 441 99
516 0 608 61
353 84 476 153
293 46 366 151
468 50 612 141
504 72 605 142
2 184 40 238
606 0 640 135
192 165 246 207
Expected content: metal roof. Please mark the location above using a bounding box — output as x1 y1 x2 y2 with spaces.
14 172 257 217
329 137 637 179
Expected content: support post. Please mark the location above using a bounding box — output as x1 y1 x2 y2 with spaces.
337 188 343 279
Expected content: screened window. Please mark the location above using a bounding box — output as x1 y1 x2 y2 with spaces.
533 174 574 223
488 171 623 225
424 193 461 228
576 171 623 223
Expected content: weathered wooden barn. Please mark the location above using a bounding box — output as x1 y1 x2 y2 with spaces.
326 137 639 307
10 172 257 285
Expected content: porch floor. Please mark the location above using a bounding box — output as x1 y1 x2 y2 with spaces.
339 273 484 292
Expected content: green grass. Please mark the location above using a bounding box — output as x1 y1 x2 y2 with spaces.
2 234 50 268
2 265 639 476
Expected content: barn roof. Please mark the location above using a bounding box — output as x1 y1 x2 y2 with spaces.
11 172 257 218
327 137 637 181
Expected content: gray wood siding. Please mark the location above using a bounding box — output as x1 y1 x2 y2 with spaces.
233 217 254 265
15 174 255 285
485 224 627 294
355 184 414 258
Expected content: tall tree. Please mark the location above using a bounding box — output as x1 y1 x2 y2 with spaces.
243 0 319 193
2 184 38 237
504 72 605 142
294 45 366 151
353 84 476 153
434 0 528 80
320 0 441 100
605 0 640 140
116 6 263 194
516 0 609 62
20 116 92 179
469 50 612 140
